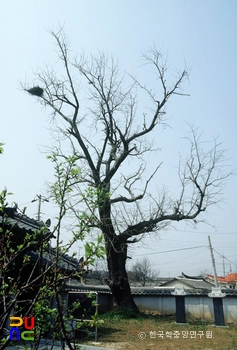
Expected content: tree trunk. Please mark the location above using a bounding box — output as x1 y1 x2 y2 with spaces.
105 236 137 310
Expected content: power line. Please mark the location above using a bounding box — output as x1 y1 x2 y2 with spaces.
212 248 237 268
135 245 207 256
152 248 208 266
167 228 237 235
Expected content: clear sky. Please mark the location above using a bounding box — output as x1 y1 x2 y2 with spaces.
1 0 237 277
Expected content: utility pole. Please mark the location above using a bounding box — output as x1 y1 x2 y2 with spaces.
208 235 226 326
222 254 226 276
77 246 81 260
208 235 218 287
31 194 49 221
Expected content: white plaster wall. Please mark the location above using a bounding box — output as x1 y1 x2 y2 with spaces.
134 295 175 314
185 296 213 321
223 297 237 323
133 294 237 323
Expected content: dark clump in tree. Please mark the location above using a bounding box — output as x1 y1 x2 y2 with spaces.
26 86 44 97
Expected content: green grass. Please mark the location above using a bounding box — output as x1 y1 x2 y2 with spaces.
81 310 237 350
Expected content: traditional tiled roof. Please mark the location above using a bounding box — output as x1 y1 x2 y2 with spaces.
65 281 237 296
159 277 213 290
27 246 80 272
0 207 52 236
0 207 80 273
66 281 111 294
181 272 204 280
206 273 237 283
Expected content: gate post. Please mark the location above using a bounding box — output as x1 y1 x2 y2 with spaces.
208 287 226 326
172 287 187 324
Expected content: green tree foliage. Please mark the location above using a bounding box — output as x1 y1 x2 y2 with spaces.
0 143 4 154
0 153 104 349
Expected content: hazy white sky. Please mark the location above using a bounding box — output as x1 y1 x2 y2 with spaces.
1 0 237 277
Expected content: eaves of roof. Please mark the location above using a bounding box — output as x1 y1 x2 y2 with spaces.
181 272 204 280
0 208 49 233
66 284 112 294
28 247 80 272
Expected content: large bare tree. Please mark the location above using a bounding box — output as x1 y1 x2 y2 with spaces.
24 29 230 309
